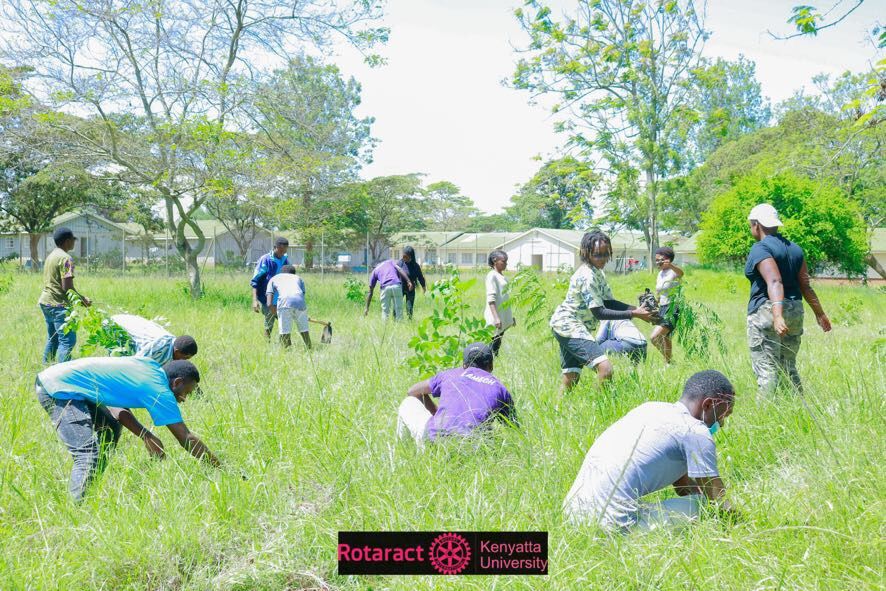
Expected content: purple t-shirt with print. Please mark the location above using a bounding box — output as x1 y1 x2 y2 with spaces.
369 260 402 289
425 367 515 440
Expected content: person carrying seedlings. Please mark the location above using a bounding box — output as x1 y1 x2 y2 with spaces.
364 258 413 320
650 247 684 364
266 264 312 350
35 357 219 501
111 313 198 365
484 250 515 356
595 319 647 363
396 246 427 320
38 226 92 364
563 370 738 532
549 231 653 391
745 204 831 396
397 342 517 444
251 237 290 339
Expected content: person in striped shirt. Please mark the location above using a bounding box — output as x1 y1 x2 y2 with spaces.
111 313 198 365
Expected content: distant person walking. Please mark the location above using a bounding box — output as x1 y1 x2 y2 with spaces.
251 237 289 339
549 231 653 390
110 313 198 365
484 250 515 356
650 247 683 364
266 265 311 350
38 227 91 364
364 258 413 320
745 204 831 395
397 246 427 320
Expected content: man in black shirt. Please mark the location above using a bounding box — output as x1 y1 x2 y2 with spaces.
745 204 831 395
397 246 427 320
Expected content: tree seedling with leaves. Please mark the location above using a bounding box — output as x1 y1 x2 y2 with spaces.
63 293 132 357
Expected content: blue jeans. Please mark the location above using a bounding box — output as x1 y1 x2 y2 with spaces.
36 382 121 501
41 304 76 363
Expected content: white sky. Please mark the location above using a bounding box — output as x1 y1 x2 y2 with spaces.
331 0 882 213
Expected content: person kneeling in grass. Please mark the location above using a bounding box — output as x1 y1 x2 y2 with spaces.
36 357 220 502
111 313 198 364
397 342 517 444
595 319 647 364
563 370 738 532
549 231 653 391
266 265 311 350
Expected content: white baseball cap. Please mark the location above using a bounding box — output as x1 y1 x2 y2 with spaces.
748 204 783 227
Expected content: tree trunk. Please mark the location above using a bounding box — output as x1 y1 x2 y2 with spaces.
28 232 40 271
866 252 886 280
186 253 202 299
305 237 314 269
645 168 659 268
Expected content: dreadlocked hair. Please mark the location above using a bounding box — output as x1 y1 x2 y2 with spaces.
579 231 612 264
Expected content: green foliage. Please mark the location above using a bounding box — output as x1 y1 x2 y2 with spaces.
0 273 12 295
506 156 598 229
407 268 495 378
832 294 864 326
344 276 366 304
668 283 727 359
697 173 868 275
505 265 569 330
62 294 132 357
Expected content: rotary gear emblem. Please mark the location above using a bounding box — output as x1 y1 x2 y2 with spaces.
429 533 471 575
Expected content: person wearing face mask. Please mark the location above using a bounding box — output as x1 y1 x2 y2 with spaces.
563 370 738 531
549 231 654 390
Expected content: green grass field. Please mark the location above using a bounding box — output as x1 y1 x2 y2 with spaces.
0 268 883 590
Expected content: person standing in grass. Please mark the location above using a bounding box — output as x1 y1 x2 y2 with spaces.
111 313 198 365
35 358 219 501
364 258 413 320
549 231 653 391
650 247 683 364
397 342 517 444
38 227 91 364
266 265 311 350
745 204 831 395
484 250 515 356
251 237 290 340
563 370 738 532
397 246 427 320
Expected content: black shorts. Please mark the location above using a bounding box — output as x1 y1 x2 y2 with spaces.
553 331 608 374
658 303 680 330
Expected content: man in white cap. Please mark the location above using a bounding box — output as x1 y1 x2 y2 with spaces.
745 204 831 395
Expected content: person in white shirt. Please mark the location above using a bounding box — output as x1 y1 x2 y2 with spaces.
266 265 311 349
563 370 737 532
651 247 684 364
484 250 515 356
110 313 197 365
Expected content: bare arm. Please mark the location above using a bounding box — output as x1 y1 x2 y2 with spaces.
798 260 831 331
407 379 437 415
363 286 375 316
106 407 165 458
488 301 501 328
695 475 738 518
61 276 91 307
672 473 702 496
165 422 221 467
756 258 788 335
394 264 413 291
667 261 684 279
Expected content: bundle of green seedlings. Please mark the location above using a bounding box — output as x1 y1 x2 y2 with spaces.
407 267 495 378
63 293 133 356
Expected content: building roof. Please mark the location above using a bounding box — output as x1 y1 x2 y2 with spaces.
50 210 132 235
441 232 520 250
391 231 465 247
673 232 699 254
499 228 671 252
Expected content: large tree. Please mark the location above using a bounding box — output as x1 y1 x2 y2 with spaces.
513 0 708 260
506 156 598 229
421 181 479 231
1 0 386 297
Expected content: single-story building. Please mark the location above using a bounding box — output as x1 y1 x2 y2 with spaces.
389 231 465 266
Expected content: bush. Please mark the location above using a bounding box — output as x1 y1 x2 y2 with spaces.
344 276 366 304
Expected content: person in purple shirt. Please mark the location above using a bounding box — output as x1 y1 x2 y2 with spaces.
364 259 413 320
397 342 518 444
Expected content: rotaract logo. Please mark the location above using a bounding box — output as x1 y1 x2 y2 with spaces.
429 533 472 575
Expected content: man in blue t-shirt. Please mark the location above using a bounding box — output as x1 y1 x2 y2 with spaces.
745 204 832 395
251 237 290 339
36 357 220 501
397 342 517 444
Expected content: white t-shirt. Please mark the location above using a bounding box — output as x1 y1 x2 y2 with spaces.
111 314 175 365
484 270 513 329
656 269 680 305
595 320 647 346
563 401 719 530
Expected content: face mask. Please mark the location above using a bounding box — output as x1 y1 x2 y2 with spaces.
709 421 720 436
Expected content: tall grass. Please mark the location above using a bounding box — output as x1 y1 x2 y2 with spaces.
0 268 882 590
